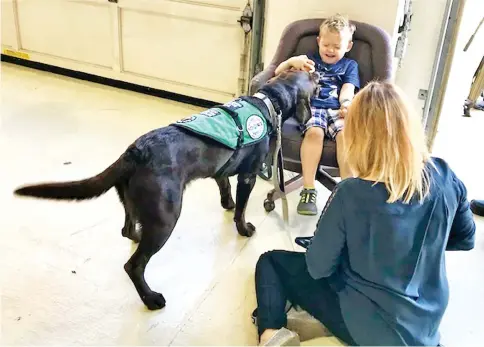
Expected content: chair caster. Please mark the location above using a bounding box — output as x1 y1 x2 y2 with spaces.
463 99 472 117
264 198 275 212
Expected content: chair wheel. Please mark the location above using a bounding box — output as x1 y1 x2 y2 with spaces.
264 199 275 212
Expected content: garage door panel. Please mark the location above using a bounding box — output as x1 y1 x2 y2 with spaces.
16 0 113 67
119 0 247 16
121 10 243 95
120 0 249 96
1 1 17 48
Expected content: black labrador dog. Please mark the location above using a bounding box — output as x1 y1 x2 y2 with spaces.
14 69 320 310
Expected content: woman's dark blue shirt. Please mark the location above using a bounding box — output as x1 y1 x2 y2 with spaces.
306 157 476 345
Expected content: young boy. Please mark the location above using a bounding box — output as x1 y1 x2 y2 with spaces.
274 14 360 215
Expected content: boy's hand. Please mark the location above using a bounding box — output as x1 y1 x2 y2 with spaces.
339 84 356 118
339 100 351 118
289 55 315 73
275 55 315 75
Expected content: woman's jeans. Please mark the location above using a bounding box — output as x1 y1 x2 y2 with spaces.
255 250 357 345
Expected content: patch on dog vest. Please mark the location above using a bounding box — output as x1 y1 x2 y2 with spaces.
172 98 268 150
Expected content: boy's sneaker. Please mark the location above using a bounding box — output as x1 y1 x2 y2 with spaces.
470 199 484 216
297 188 318 215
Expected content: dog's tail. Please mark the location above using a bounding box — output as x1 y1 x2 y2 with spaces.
14 151 137 201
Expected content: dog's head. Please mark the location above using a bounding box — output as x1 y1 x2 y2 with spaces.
261 69 320 125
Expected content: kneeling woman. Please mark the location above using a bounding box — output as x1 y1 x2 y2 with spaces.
254 81 476 346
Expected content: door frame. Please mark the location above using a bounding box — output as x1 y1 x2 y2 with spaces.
422 0 466 150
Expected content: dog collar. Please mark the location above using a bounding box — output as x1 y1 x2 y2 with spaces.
253 92 281 131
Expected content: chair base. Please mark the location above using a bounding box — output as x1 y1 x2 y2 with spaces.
263 167 339 213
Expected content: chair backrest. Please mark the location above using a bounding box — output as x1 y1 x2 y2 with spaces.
267 18 393 86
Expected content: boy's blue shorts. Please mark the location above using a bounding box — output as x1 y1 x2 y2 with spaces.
302 107 343 141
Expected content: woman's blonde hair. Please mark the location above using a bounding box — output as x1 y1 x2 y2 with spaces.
343 81 431 204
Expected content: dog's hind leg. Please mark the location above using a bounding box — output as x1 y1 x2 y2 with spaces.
124 222 174 310
234 173 257 237
124 173 182 310
215 177 235 210
116 184 141 243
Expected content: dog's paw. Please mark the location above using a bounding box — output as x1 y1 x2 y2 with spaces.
142 292 166 310
221 197 235 210
236 221 256 237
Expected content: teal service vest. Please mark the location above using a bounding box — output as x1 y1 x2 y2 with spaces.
172 99 269 150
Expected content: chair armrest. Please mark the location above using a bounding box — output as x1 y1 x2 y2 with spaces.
249 64 277 94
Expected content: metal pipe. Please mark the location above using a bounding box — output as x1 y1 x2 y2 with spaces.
249 0 266 81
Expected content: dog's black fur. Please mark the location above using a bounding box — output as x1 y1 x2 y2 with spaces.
13 70 319 310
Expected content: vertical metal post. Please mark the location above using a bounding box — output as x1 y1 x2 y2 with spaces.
236 0 266 96
248 0 266 81
422 0 465 150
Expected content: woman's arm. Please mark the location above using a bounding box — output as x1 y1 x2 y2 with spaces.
305 186 346 279
447 174 476 251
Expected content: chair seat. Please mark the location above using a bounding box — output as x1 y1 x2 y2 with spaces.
281 117 338 173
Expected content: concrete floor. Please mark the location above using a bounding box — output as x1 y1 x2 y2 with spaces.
1 62 483 346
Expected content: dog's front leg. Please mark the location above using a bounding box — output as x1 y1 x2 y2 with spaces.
234 173 257 237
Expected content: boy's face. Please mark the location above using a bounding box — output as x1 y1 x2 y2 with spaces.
317 28 353 65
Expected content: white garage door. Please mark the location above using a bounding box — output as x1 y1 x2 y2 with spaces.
3 0 255 103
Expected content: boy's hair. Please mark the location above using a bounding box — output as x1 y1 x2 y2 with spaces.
319 14 356 39
343 81 432 204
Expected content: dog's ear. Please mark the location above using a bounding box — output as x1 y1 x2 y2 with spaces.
295 90 312 125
